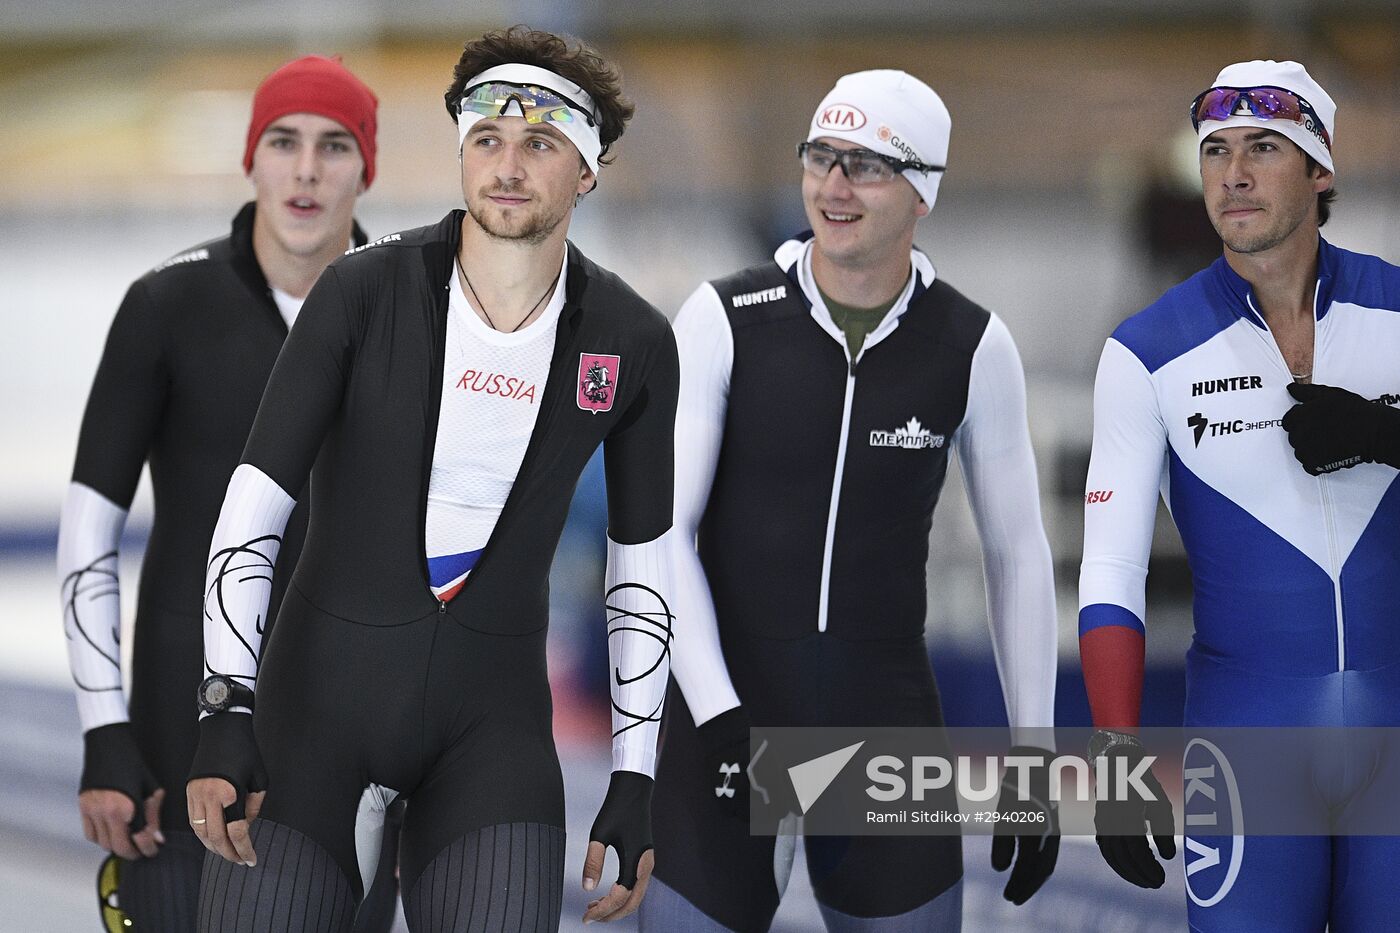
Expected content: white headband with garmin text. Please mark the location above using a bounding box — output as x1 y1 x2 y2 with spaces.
457 62 603 173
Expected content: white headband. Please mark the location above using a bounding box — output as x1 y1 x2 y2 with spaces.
456 62 603 173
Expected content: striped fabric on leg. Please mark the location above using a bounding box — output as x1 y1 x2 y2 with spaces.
112 830 204 931
197 819 356 932
404 821 565 932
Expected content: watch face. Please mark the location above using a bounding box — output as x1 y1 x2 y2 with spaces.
204 679 230 708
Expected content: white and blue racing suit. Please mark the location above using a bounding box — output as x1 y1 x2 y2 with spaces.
1079 239 1400 931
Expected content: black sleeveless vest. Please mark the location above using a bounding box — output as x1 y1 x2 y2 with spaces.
698 260 991 641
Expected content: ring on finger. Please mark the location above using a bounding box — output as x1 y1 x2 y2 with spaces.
192 818 208 825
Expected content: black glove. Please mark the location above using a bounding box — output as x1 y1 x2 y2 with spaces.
1091 731 1176 888
990 745 1061 904
697 706 751 823
588 770 654 889
1283 382 1400 474
80 722 161 834
188 712 267 823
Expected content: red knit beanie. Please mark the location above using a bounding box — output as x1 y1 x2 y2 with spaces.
243 55 379 187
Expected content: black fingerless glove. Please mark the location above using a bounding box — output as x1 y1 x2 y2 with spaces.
81 722 160 833
697 705 751 823
588 770 654 889
1283 382 1400 474
188 712 267 823
990 745 1061 905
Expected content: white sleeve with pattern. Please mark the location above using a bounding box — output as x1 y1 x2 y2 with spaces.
201 462 296 713
1078 338 1166 629
953 313 1058 743
57 482 130 732
667 283 742 726
606 529 677 776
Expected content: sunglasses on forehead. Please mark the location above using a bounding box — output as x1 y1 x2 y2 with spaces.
1189 85 1331 151
459 81 597 128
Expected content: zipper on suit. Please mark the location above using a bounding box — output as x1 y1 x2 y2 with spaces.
1319 473 1345 670
805 256 915 632
817 352 859 633
419 274 453 606
1247 286 1345 671
1306 284 1346 672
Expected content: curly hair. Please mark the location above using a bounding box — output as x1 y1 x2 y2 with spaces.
444 25 635 165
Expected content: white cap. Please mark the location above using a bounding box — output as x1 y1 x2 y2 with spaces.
1195 60 1335 173
807 70 950 209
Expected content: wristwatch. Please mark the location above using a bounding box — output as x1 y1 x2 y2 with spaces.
197 674 256 715
1087 729 1144 761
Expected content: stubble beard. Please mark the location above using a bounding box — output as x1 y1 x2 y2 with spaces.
1213 199 1310 255
469 187 569 247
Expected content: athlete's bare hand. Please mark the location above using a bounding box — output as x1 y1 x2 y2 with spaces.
581 845 652 923
187 777 265 866
80 787 166 859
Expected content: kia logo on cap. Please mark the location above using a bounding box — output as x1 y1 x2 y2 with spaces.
817 104 866 130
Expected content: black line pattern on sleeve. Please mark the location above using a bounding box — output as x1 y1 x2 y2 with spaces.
203 534 280 675
61 551 123 692
201 660 257 687
604 582 675 737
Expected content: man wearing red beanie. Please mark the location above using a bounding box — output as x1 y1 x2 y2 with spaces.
57 54 397 931
243 54 379 187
